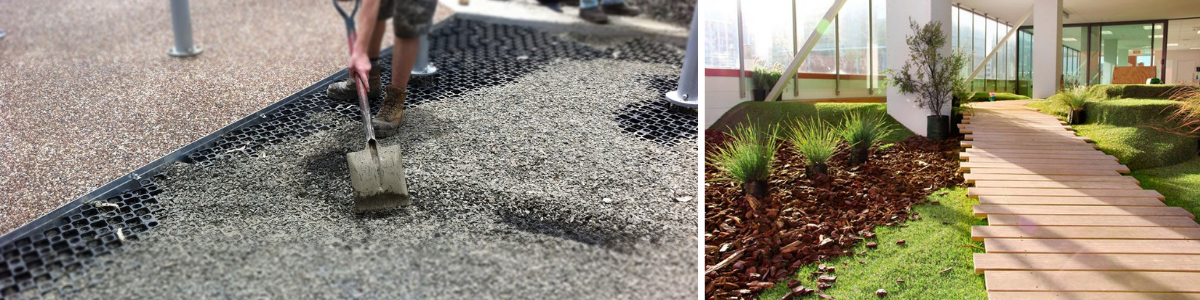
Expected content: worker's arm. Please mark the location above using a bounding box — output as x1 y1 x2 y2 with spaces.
349 0 381 85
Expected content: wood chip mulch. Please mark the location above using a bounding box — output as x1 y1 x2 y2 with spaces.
704 136 964 299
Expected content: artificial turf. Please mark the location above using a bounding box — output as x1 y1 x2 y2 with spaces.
1133 157 1200 221
1027 96 1197 170
708 102 915 143
758 187 987 300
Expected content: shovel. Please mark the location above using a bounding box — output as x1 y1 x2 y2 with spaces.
335 0 411 211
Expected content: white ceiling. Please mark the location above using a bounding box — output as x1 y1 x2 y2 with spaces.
955 0 1200 26
1169 18 1200 51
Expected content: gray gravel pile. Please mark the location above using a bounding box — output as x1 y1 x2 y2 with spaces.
73 58 697 299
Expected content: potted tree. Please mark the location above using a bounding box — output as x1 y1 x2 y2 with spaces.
1057 85 1088 125
706 122 780 199
751 65 783 101
887 19 967 141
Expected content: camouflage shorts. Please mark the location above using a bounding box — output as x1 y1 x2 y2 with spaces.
377 0 437 39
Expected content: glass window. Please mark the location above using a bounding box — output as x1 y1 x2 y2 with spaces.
741 0 797 70
701 0 739 69
839 0 871 75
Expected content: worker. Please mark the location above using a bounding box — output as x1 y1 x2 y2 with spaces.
330 0 435 137
536 0 641 24
578 0 641 24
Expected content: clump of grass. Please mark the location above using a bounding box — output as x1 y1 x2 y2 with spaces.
1058 85 1089 110
787 118 841 178
841 111 897 165
706 122 780 198
1057 86 1090 124
1167 85 1200 136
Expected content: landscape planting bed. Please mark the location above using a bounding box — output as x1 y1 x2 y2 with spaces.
0 18 698 299
704 137 963 299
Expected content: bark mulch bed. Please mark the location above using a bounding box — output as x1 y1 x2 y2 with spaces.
704 136 964 299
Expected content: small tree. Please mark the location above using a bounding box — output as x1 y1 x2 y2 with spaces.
887 19 968 119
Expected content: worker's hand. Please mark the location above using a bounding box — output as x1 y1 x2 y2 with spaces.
348 50 371 92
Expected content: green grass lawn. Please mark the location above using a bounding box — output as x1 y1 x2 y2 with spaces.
759 187 987 300
708 102 915 143
1133 157 1200 220
1072 124 1197 170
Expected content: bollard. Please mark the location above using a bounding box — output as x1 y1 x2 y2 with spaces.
168 0 203 57
411 31 436 76
665 10 698 109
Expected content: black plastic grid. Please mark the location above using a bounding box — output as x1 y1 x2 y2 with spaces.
617 75 698 145
0 177 164 299
0 18 694 299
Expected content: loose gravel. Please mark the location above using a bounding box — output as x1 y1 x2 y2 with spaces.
73 59 697 299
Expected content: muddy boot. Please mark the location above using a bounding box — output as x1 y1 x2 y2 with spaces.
601 2 640 17
579 6 608 24
372 85 406 136
327 60 382 101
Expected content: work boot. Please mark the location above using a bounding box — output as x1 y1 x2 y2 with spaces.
372 85 406 135
601 2 640 17
327 60 382 101
579 6 609 24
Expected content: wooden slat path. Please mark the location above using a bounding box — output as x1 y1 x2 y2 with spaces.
965 100 1200 299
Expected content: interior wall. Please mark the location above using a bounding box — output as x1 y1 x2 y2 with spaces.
1166 49 1200 85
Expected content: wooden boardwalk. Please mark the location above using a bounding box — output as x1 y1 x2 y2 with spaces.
963 100 1200 300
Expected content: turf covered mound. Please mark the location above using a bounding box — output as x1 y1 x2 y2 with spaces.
1085 84 1193 100
707 102 914 143
969 92 1029 102
1028 95 1197 170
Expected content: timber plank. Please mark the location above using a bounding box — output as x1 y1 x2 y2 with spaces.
961 162 1129 173
968 188 1162 199
991 291 1200 299
986 215 1199 227
973 205 1190 218
983 239 1200 255
973 180 1140 189
962 156 1120 164
973 253 1200 274
963 174 1136 184
976 196 1161 206
964 168 1122 175
971 226 1200 242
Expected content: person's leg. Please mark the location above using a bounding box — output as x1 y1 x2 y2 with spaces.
373 0 437 133
578 0 608 24
601 0 640 17
328 0 394 101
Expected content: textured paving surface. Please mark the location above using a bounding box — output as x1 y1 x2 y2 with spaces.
0 3 697 298
0 0 685 236
963 100 1200 300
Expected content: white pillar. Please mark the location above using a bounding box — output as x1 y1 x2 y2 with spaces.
886 0 952 137
1032 0 1063 98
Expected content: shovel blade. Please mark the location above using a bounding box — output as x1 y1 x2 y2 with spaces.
346 144 410 211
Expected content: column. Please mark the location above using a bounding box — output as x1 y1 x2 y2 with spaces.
1032 0 1062 98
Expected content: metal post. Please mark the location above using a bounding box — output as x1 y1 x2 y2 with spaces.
168 0 203 57
966 6 1032 84
792 0 799 97
737 0 746 99
766 0 848 102
411 30 437 76
834 16 840 96
666 10 699 109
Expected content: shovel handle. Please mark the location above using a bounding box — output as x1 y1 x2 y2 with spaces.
334 0 378 148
